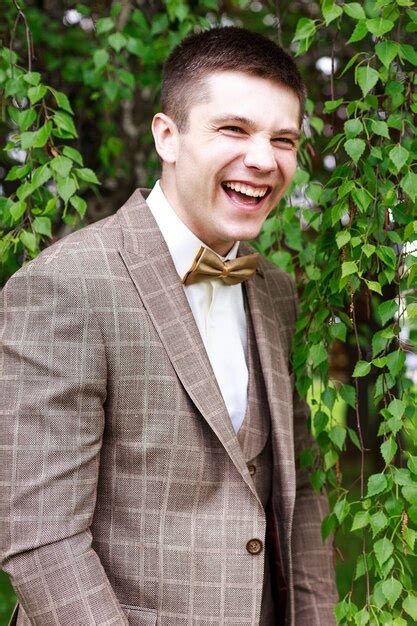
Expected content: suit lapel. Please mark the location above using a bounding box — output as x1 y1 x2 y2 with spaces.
241 244 296 513
117 190 260 502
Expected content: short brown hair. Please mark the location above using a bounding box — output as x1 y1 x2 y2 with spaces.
161 26 306 132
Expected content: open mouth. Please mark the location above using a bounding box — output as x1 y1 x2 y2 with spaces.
221 181 271 207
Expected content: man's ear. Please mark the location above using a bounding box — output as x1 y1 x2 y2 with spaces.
151 113 179 164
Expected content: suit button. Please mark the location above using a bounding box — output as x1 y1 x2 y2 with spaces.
247 464 256 476
246 538 263 555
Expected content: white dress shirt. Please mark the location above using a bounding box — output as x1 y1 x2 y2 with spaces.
146 180 248 433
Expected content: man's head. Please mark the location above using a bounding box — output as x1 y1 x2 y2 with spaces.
161 26 306 132
152 27 306 256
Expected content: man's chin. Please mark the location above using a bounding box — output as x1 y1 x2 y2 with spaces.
233 219 265 241
220 226 263 246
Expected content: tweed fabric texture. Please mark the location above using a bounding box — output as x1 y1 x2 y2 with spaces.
1 189 337 625
239 309 275 625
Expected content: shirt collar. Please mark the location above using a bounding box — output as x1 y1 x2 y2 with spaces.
146 180 239 281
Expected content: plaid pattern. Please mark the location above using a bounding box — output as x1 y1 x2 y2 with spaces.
1 189 337 625
240 310 274 625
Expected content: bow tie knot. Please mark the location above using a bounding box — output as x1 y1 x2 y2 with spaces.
182 246 260 286
220 264 231 279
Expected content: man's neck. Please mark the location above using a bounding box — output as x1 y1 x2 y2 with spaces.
158 179 236 258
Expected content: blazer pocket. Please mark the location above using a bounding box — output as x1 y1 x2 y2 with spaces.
120 604 157 626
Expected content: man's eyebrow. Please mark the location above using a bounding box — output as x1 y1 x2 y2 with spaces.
211 115 257 130
276 128 301 140
211 115 301 139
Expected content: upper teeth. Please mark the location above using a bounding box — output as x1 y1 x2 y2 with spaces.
224 182 268 198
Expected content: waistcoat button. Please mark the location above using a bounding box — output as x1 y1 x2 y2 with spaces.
247 464 256 476
246 538 263 555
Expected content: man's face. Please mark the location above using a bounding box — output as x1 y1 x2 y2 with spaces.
160 71 301 256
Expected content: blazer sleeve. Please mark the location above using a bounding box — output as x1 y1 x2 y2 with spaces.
0 265 128 625
286 277 338 625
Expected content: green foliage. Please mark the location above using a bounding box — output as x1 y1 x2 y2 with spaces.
0 56 100 267
255 0 417 622
0 570 15 623
0 0 212 282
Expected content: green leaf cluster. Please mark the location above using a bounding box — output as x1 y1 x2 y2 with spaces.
259 0 417 622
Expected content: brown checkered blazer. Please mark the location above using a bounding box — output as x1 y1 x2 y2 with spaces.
0 189 337 625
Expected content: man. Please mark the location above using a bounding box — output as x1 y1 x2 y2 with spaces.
1 26 337 625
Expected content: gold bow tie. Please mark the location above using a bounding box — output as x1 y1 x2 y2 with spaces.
182 246 260 286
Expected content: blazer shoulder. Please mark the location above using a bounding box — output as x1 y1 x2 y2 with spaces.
259 256 297 303
6 211 122 283
259 255 295 287
258 256 299 340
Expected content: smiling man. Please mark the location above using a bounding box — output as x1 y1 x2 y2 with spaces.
153 70 300 255
1 27 337 625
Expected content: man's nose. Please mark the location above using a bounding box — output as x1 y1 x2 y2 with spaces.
243 139 278 173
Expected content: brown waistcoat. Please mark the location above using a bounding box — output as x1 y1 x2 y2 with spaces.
237 305 276 625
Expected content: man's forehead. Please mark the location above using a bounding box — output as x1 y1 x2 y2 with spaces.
192 70 301 130
203 69 294 95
